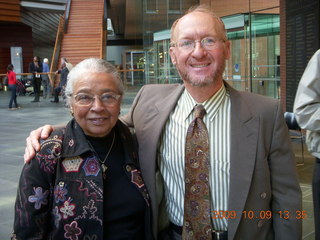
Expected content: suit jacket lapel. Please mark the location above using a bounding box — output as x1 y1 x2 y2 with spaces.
137 84 185 233
138 84 184 187
226 85 259 239
154 85 184 128
143 84 185 151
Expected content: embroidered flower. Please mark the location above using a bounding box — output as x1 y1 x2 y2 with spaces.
64 221 82 240
54 183 68 203
28 187 49 209
60 199 76 219
69 139 75 147
37 141 61 174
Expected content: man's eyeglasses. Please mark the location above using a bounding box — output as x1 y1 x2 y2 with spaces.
73 93 121 106
171 37 224 52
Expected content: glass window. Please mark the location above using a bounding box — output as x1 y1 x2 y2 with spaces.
145 0 158 14
225 13 280 99
168 0 182 14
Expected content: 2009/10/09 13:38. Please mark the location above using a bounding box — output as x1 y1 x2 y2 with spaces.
211 210 307 220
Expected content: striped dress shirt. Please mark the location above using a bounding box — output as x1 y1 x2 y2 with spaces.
158 84 231 231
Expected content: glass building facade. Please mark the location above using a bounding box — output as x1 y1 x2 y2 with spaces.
125 1 280 99
224 13 280 98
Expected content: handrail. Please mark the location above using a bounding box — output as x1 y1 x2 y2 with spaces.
0 69 144 77
51 16 65 73
64 0 71 33
118 69 145 73
49 16 65 88
0 73 55 77
100 15 106 59
103 0 108 28
100 0 107 59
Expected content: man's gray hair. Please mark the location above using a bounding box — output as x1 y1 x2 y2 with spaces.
64 58 124 107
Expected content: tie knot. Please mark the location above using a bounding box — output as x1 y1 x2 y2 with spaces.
194 104 206 119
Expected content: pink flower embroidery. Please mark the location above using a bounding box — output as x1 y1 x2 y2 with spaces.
64 221 82 240
60 199 76 219
69 139 75 147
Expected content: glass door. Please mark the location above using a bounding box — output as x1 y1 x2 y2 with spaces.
154 39 180 84
123 50 146 86
249 14 280 98
224 13 280 99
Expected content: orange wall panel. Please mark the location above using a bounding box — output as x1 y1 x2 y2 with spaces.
0 22 33 73
0 0 20 22
200 0 279 17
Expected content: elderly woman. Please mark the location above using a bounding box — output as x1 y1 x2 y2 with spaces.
12 58 152 239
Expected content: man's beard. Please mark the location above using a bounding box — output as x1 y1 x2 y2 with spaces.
176 61 226 87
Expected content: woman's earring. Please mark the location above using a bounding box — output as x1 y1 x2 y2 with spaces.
70 108 74 116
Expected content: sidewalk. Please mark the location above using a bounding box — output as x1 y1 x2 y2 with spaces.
0 91 71 239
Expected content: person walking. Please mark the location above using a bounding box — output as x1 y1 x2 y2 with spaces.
42 58 51 99
6 64 20 110
51 58 70 103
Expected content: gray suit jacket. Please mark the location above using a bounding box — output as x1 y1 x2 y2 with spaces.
121 83 302 240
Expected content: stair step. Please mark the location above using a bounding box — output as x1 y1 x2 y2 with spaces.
57 0 105 65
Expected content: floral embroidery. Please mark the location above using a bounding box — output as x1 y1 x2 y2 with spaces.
64 221 82 240
28 187 49 209
60 198 76 219
69 139 75 147
54 182 68 203
37 137 62 174
82 157 100 176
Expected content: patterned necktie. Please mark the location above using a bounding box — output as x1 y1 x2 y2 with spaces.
182 104 212 240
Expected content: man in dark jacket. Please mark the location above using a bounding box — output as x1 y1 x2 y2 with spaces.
29 56 42 102
51 57 71 103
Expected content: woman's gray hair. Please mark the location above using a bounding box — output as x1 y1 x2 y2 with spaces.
64 58 124 107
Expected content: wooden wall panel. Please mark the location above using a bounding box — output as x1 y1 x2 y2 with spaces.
201 0 279 17
0 22 33 74
0 0 20 22
0 47 10 73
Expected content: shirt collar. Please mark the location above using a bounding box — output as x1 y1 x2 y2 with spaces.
180 84 227 121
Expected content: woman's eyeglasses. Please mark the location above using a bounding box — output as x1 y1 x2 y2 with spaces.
73 93 121 106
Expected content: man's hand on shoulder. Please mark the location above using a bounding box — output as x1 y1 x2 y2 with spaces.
24 125 54 163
